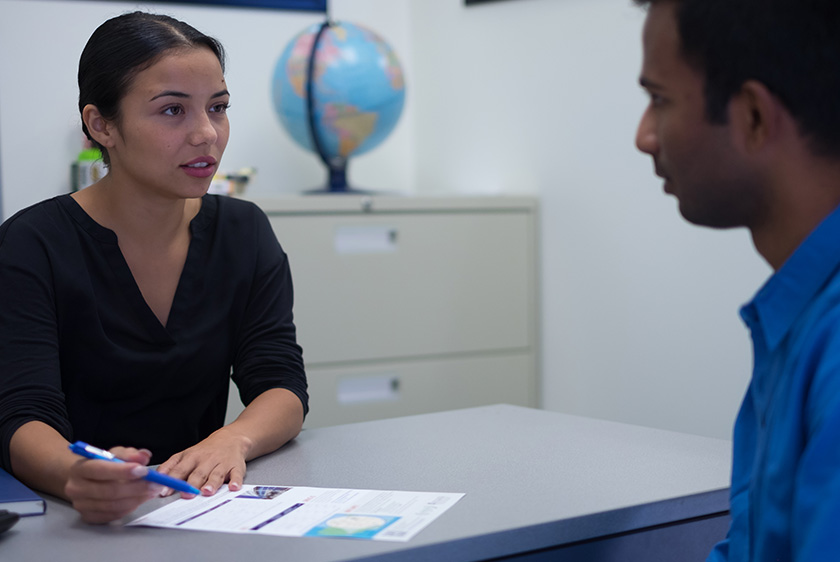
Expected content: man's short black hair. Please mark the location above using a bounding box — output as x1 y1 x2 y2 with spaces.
636 0 840 157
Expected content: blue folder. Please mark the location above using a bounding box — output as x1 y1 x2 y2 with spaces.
0 467 45 516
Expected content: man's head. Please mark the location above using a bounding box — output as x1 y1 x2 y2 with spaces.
635 0 840 157
635 0 840 232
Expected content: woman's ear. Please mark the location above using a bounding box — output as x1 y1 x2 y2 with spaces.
81 104 117 149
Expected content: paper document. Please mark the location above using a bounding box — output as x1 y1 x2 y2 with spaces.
129 484 464 542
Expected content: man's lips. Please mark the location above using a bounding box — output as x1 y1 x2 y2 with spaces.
653 161 665 179
651 162 673 193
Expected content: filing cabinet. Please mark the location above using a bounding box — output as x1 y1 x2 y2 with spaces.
227 195 539 428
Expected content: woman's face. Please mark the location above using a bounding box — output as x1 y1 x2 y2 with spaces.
104 47 230 200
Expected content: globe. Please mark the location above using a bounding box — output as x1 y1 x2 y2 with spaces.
271 21 406 192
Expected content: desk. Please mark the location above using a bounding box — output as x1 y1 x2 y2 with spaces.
1 405 731 561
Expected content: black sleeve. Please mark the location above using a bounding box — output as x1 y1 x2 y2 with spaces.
0 207 73 472
230 208 308 417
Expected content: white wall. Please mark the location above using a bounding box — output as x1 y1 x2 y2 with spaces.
408 0 770 439
0 0 414 217
0 0 771 440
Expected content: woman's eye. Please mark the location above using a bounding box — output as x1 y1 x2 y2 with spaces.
163 106 183 116
211 103 230 114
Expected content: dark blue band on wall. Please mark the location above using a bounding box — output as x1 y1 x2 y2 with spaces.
123 0 327 11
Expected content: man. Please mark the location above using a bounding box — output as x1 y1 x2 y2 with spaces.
635 0 840 559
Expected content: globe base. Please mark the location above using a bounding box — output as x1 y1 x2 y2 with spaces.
303 165 377 195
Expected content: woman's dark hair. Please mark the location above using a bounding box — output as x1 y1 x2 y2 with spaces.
635 0 840 157
78 12 226 165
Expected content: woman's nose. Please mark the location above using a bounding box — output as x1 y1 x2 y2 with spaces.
189 113 218 146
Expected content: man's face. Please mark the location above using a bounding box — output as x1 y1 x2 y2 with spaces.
636 1 762 229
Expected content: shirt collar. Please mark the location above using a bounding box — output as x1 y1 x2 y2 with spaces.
741 203 840 351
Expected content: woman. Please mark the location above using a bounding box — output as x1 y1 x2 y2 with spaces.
0 12 307 523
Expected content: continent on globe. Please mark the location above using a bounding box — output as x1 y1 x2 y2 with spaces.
323 103 378 157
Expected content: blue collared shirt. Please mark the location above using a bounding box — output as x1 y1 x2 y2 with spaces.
709 204 840 561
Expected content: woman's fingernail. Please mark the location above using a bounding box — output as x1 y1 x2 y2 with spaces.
159 487 172 497
229 482 241 491
202 485 214 495
130 465 149 478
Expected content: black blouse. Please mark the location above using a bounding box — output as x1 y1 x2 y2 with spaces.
0 194 307 469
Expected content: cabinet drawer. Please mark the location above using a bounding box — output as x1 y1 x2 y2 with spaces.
301 353 535 428
269 212 535 364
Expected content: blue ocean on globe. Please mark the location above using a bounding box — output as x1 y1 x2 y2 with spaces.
272 21 406 164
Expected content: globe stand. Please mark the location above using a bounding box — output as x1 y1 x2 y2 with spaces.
303 20 378 196
304 163 377 195
280 19 401 196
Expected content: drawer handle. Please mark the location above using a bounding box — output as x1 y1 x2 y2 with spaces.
337 375 400 404
334 226 398 255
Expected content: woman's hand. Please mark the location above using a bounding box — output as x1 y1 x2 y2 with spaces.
156 388 304 498
64 447 162 524
156 428 252 497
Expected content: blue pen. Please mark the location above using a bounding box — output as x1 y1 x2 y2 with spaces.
68 441 201 496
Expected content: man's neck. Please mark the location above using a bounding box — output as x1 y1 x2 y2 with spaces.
751 158 840 270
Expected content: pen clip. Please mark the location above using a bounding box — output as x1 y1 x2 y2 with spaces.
69 441 118 462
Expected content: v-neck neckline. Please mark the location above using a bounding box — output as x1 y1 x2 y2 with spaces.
58 194 216 344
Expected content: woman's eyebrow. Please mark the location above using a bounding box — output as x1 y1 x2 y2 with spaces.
149 89 229 102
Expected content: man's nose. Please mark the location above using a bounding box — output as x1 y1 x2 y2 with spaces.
635 106 658 156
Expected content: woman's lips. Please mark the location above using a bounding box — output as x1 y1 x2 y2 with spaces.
181 157 217 179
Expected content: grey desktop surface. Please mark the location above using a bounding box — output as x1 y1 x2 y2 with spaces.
1 405 731 561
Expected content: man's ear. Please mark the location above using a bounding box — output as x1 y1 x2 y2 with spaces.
729 80 784 154
81 104 117 149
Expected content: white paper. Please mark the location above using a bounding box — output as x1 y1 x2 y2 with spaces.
128 484 464 542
